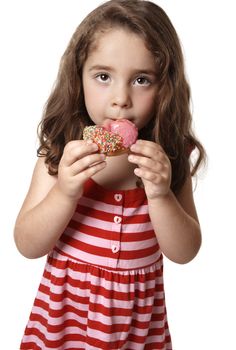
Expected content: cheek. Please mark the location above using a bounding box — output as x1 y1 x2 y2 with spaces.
84 80 105 105
83 84 106 121
136 93 156 118
83 81 96 106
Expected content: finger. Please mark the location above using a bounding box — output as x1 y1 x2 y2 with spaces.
61 141 98 167
128 154 166 172
134 167 163 183
70 153 106 175
75 160 107 183
129 154 169 175
130 140 165 159
132 139 164 151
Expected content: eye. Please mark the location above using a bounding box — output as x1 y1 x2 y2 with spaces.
134 76 151 86
95 73 110 83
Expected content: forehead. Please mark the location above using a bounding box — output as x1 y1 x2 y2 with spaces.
85 29 156 70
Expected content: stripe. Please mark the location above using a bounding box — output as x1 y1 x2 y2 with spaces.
47 252 163 278
71 212 154 232
63 228 158 252
78 196 149 216
69 220 155 241
76 205 150 224
55 243 161 270
78 196 122 214
21 336 86 350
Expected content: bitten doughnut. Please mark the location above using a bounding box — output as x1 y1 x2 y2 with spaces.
83 119 138 156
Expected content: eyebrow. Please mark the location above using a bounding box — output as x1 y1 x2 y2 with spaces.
88 65 156 76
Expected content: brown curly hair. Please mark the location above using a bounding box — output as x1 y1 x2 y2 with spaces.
37 0 206 193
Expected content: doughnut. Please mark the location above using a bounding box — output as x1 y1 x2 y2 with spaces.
83 119 138 156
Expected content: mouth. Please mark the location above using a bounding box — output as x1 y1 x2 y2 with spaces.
102 118 114 129
105 117 134 123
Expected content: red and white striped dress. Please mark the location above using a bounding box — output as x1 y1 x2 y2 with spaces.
20 178 172 350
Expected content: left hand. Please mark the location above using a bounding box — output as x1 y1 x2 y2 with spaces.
128 140 172 199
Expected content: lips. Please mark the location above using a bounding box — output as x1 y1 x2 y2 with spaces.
102 119 114 131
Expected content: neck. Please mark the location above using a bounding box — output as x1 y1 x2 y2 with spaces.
92 153 138 190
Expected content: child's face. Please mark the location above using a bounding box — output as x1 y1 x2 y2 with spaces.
82 29 158 130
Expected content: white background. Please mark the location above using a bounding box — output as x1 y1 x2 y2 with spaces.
0 1 235 349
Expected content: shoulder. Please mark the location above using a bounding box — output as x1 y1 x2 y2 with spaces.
31 157 57 191
19 157 57 214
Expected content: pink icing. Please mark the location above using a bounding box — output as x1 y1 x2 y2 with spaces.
103 119 138 148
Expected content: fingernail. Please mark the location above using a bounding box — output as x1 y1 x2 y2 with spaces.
128 155 134 161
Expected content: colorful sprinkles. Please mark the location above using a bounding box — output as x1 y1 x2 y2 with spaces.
83 126 126 155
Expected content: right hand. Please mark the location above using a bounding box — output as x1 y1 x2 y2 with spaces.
56 140 106 201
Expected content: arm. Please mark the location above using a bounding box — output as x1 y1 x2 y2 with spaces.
129 140 201 264
147 174 201 264
14 140 106 259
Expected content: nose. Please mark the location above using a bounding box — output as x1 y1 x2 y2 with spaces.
111 84 132 109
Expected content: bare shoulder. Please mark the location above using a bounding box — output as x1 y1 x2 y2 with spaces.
18 157 57 214
176 173 199 223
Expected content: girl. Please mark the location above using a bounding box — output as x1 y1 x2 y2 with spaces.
14 1 205 349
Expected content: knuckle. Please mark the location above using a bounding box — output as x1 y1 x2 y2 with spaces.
64 140 76 151
86 154 97 164
83 166 97 178
141 157 149 167
155 174 162 184
149 173 156 181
